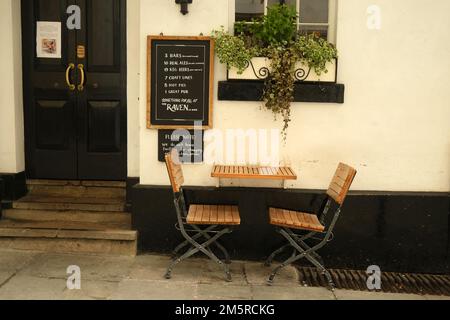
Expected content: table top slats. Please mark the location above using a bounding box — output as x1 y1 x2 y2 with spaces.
211 165 297 180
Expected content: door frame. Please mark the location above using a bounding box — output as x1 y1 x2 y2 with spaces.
20 0 128 181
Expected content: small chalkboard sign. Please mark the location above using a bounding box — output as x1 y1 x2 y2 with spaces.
147 36 214 129
158 129 204 163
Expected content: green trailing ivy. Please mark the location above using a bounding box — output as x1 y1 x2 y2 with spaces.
211 28 255 74
212 4 338 138
263 45 297 140
294 34 338 75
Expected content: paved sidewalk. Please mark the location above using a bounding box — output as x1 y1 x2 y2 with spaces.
0 249 448 300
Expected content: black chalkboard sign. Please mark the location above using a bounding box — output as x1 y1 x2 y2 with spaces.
158 129 204 163
147 36 214 129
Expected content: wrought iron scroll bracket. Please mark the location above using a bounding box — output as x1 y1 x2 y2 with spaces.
244 60 311 82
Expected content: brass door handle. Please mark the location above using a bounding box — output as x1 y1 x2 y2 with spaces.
65 63 75 91
77 64 85 91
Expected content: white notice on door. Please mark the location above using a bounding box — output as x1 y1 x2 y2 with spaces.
36 21 61 59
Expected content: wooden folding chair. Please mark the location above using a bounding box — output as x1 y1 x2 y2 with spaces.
164 149 241 282
265 163 357 290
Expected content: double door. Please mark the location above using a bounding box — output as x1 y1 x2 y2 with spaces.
22 0 127 180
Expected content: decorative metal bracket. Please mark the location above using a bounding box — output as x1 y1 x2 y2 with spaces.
244 59 311 82
175 0 192 15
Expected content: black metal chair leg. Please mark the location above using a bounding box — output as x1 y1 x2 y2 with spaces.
298 240 325 266
172 227 231 264
165 244 200 279
168 226 232 282
200 241 232 282
214 241 231 264
267 254 304 285
267 249 309 285
171 225 217 258
264 244 290 267
268 228 330 285
322 269 335 292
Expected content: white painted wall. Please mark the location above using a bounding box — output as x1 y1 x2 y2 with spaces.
127 0 141 178
137 0 231 187
0 0 25 174
133 0 450 192
1 0 448 192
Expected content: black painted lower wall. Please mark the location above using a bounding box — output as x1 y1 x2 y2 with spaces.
0 178 3 214
132 185 449 275
218 81 345 103
126 177 140 212
0 172 28 203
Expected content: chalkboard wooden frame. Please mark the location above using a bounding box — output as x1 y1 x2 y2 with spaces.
147 36 215 129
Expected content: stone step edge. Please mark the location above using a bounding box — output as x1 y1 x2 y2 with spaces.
2 209 131 223
0 238 137 256
0 228 137 241
3 208 130 216
27 180 126 188
13 202 125 212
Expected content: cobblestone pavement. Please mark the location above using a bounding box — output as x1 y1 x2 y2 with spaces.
0 249 448 300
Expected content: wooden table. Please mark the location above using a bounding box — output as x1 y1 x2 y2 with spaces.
211 165 297 188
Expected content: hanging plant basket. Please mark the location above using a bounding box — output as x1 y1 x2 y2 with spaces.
227 57 337 83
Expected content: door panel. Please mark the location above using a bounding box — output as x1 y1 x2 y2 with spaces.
76 0 127 180
87 101 121 153
87 0 120 71
23 0 78 179
22 0 127 181
34 0 70 70
35 100 71 150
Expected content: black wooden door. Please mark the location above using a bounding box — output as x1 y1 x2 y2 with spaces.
22 0 127 181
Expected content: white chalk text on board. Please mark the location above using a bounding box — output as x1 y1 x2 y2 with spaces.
147 36 214 129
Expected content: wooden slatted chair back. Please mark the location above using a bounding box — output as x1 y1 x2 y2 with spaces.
165 149 185 193
326 163 357 205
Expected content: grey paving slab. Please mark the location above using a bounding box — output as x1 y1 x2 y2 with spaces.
197 284 252 300
0 250 39 272
244 261 299 286
199 260 247 285
129 254 205 283
110 279 198 300
0 271 15 286
62 280 120 300
424 295 450 300
251 285 336 300
0 275 66 300
334 289 427 300
18 252 134 282
0 250 446 301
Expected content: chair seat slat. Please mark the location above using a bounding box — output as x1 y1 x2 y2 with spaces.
188 205 241 226
269 208 325 232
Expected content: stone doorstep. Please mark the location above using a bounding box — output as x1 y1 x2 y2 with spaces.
27 180 126 188
2 209 131 224
13 200 125 212
27 185 126 198
0 228 137 241
0 237 137 257
0 227 138 257
15 194 125 204
0 219 131 231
